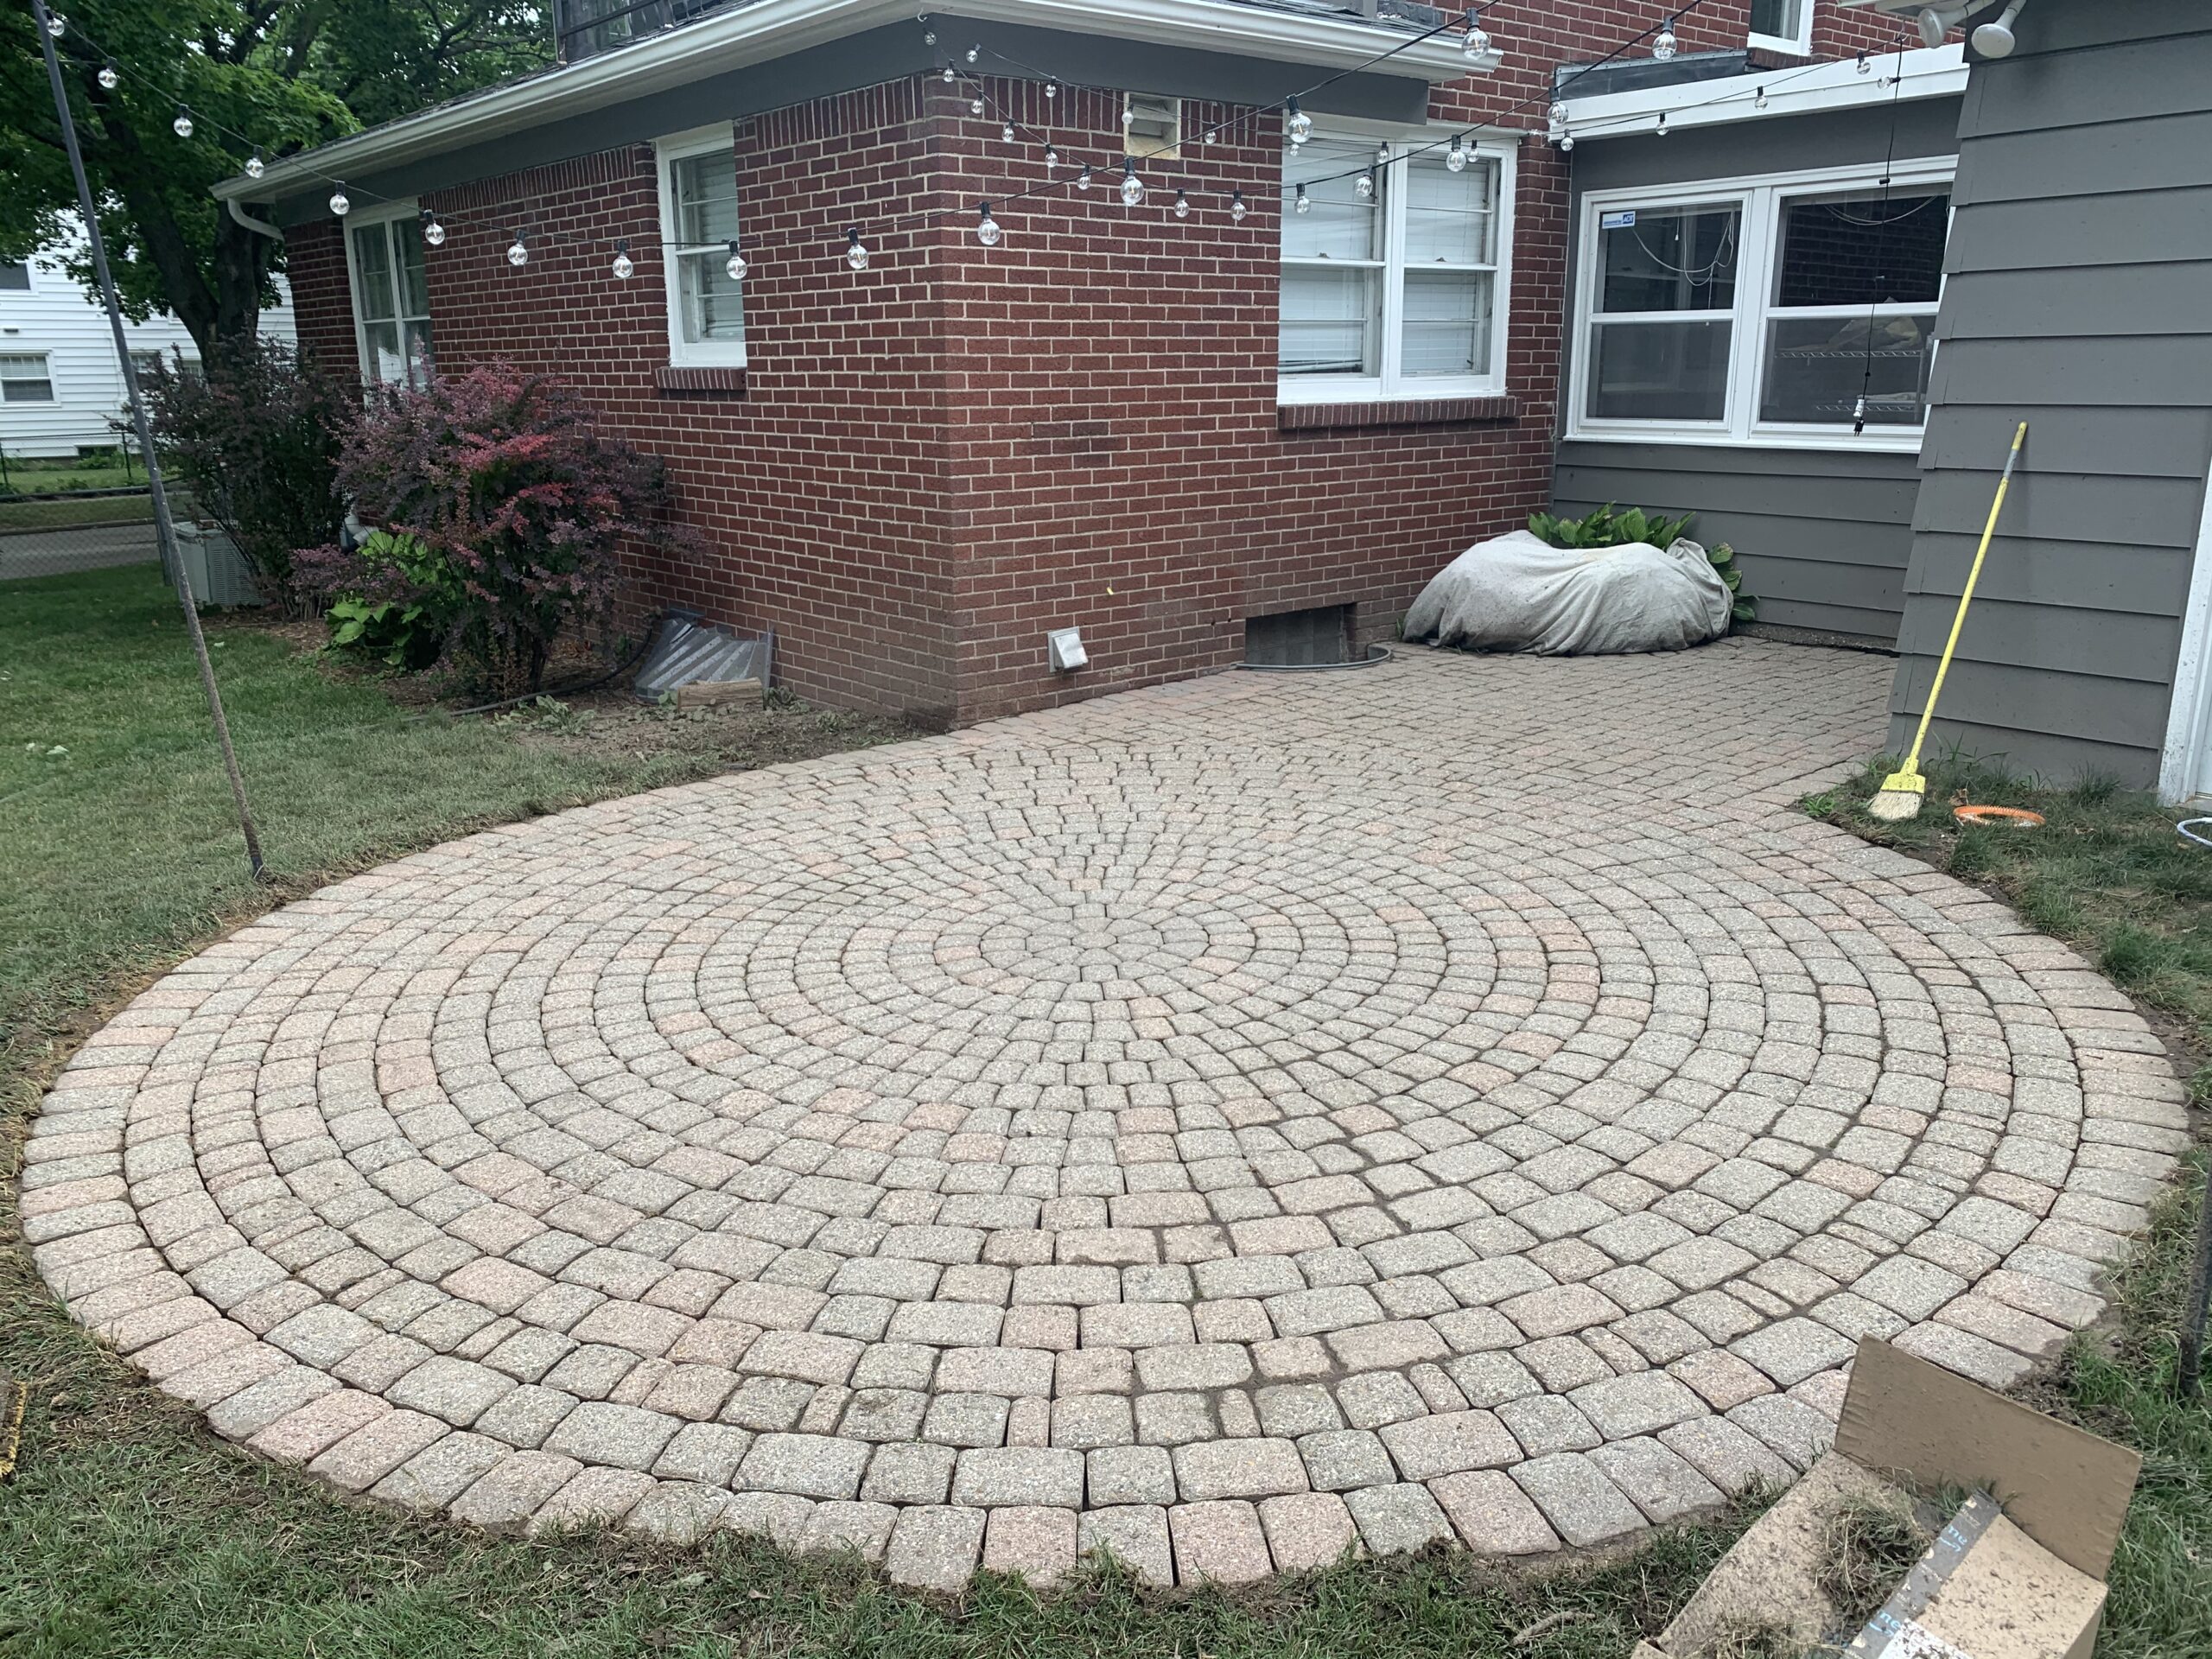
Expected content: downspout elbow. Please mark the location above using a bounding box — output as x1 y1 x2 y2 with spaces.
226 197 284 241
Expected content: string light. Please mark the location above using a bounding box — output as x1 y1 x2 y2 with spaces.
923 28 935 45
1652 16 1678 60
976 200 1001 245
1001 120 1015 142
506 231 528 267
329 187 350 215
1560 132 1575 151
1656 110 1669 136
1356 168 1375 200
245 151 264 180
97 61 118 89
1045 143 1061 171
964 44 978 62
845 227 869 270
172 108 193 138
725 240 747 280
1045 79 1057 99
1462 6 1491 59
1230 188 1247 222
1119 157 1144 207
420 208 444 247
1547 101 1567 125
44 11 66 36
941 65 955 82
1173 188 1189 219
1445 136 1468 173
1375 140 1390 163
1285 96 1311 146
1857 49 1872 73
1294 182 1310 214
1077 162 1092 190
1755 86 1769 110
611 239 633 279
969 97 983 115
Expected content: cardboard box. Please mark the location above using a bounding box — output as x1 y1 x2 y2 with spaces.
1644 1338 2139 1659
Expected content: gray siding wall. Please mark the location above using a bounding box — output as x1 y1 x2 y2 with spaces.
1887 0 2212 785
1552 99 1962 645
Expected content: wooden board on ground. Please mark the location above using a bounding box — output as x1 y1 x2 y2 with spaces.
674 677 762 710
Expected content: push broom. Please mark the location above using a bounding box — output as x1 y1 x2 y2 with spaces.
1868 420 2028 822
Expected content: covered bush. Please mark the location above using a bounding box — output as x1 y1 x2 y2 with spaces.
140 339 355 613
309 365 677 696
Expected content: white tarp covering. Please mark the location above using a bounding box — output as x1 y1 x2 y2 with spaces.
1403 530 1733 656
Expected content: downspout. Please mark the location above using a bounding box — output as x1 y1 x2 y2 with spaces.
226 198 284 240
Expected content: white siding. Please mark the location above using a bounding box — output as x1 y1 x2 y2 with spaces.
0 232 296 461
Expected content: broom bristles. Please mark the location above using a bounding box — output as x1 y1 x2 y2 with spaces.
1866 766 1927 822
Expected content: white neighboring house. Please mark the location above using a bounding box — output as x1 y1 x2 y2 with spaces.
0 232 296 461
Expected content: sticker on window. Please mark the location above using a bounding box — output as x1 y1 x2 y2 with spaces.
1599 209 1637 230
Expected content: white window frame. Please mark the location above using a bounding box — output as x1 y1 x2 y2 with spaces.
341 199 434 389
0 258 34 292
656 123 747 369
1277 122 1516 406
1567 156 1955 453
1747 0 1815 56
0 351 54 402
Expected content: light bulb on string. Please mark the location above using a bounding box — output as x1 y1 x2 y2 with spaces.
1755 86 1769 110
1173 188 1189 219
1547 101 1567 126
923 28 935 45
1119 157 1143 207
1077 163 1092 190
1122 105 1135 129
611 240 634 279
1462 6 1490 59
1045 143 1061 172
970 97 983 115
725 240 747 280
245 152 265 180
45 12 67 36
1560 132 1574 151
420 208 444 246
329 187 350 216
1445 137 1468 173
964 44 978 62
1294 181 1310 214
976 201 1001 245
507 232 529 267
1376 141 1390 164
1656 110 1669 137
846 228 869 270
1045 79 1057 99
1230 188 1247 222
1356 169 1375 200
1856 49 1872 73
1652 16 1678 60
173 108 194 138
98 62 118 90
1285 96 1311 146
1001 120 1015 142
942 64 955 82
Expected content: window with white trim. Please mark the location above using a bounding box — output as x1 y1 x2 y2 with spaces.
1748 0 1813 55
0 261 30 290
1570 161 1952 447
1279 130 1513 403
657 126 746 367
345 206 434 388
0 352 54 402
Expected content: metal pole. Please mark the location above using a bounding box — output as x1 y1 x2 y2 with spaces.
32 0 266 881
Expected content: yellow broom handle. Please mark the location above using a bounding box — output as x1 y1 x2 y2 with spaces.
1903 420 2027 770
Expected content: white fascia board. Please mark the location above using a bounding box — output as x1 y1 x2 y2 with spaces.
1551 42 1964 143
215 0 1490 203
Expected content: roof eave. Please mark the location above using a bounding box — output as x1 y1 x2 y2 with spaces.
214 0 1492 203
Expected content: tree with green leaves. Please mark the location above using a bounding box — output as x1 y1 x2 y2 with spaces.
0 0 546 359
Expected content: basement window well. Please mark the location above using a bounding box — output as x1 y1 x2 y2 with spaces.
1241 605 1388 670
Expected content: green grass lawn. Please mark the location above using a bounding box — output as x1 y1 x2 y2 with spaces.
0 589 2205 1658
0 493 156 532
0 456 144 494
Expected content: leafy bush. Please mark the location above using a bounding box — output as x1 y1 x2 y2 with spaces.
298 530 463 671
139 340 355 613
1708 541 1758 626
1528 502 1697 550
315 365 677 696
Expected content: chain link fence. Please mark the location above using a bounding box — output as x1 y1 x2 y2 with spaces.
0 508 162 582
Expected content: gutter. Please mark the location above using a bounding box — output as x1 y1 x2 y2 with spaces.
1551 41 1964 143
213 0 1489 205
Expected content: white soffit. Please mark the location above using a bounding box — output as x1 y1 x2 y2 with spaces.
1551 42 1965 143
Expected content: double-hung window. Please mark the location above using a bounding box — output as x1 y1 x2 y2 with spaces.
345 206 434 388
1748 0 1813 54
1571 160 1952 448
657 125 746 367
0 352 54 402
1279 130 1513 403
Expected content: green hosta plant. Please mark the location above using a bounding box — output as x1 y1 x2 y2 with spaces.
1708 541 1758 626
312 530 463 671
1528 502 1697 550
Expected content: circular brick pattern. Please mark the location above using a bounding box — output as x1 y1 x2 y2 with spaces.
26 648 2183 1586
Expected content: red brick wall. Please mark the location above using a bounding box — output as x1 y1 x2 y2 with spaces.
278 0 1903 721
285 219 359 381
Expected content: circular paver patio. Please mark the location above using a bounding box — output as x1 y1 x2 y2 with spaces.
25 644 2187 1588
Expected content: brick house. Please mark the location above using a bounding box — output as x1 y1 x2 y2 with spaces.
224 0 1910 728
